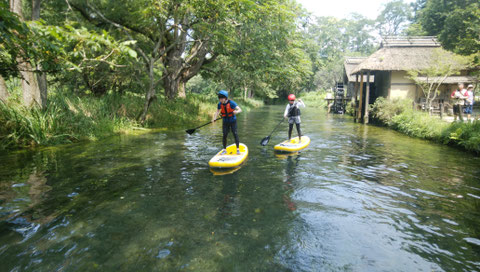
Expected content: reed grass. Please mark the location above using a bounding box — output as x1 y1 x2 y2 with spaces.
0 91 263 150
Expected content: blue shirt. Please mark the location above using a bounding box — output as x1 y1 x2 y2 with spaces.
218 100 238 123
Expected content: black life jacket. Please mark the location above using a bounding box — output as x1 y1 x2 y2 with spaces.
288 104 301 117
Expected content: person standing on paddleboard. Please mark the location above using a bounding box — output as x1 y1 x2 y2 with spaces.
212 90 242 155
284 94 305 141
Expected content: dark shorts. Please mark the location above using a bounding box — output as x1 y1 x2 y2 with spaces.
453 104 462 115
464 104 473 114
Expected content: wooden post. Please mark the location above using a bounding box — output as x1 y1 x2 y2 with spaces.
364 72 370 124
357 73 364 122
440 102 444 119
354 74 359 120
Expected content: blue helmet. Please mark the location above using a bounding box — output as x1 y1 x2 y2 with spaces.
218 90 228 98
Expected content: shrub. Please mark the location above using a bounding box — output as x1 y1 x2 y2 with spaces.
370 97 412 126
369 97 480 154
299 91 327 107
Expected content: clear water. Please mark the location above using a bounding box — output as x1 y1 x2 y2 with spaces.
1 105 479 271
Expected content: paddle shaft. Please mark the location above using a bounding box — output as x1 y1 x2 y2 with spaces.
260 119 284 145
267 119 284 137
187 117 222 134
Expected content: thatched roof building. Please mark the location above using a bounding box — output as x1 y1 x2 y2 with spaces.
343 57 374 99
344 57 374 82
348 36 477 123
352 37 456 74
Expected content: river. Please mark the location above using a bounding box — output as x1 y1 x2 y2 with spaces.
1 105 479 271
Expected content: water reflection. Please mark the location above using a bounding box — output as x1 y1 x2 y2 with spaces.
0 106 479 271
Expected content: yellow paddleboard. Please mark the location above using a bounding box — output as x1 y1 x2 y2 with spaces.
209 143 248 168
274 136 310 152
210 167 241 176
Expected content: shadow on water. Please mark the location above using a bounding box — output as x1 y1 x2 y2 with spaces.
0 105 480 271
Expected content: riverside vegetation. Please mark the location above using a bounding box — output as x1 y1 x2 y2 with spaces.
0 80 263 150
1 1 478 152
370 97 480 154
0 80 321 151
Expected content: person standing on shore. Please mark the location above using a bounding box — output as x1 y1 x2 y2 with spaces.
464 84 474 122
451 83 467 122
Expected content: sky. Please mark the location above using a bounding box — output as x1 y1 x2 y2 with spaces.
296 0 415 20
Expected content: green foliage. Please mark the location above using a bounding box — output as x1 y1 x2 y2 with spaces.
0 3 138 95
0 3 40 78
390 109 448 139
0 82 263 150
370 97 412 126
0 91 138 150
345 101 355 116
32 23 139 95
299 91 327 108
302 15 375 92
370 97 480 153
407 49 472 108
197 0 312 100
376 0 413 36
186 75 221 96
416 0 480 57
443 121 480 152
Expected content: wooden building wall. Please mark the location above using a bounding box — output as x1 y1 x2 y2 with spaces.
389 71 416 100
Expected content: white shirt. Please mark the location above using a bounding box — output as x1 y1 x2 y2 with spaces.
466 90 474 104
284 101 306 117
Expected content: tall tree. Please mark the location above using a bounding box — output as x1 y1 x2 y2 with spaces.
415 0 480 57
407 49 471 110
10 0 46 108
376 0 412 36
68 0 303 121
301 15 375 91
345 13 376 54
199 0 311 99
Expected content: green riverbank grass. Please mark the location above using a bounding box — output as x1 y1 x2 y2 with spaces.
299 91 327 107
370 97 480 154
0 91 263 151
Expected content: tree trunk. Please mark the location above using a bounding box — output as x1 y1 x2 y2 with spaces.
244 84 247 100
32 0 41 20
178 81 186 98
19 65 42 107
32 0 47 109
139 59 156 123
163 74 181 100
139 84 155 123
163 41 184 100
11 0 46 108
10 0 22 15
0 76 8 102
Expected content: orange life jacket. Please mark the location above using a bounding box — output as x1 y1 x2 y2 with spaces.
220 101 235 118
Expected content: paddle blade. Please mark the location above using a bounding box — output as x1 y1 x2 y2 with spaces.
260 136 270 146
185 128 196 135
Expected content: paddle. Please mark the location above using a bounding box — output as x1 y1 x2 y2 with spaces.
186 117 222 135
260 119 284 146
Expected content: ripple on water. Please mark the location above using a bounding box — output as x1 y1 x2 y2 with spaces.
464 238 480 247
